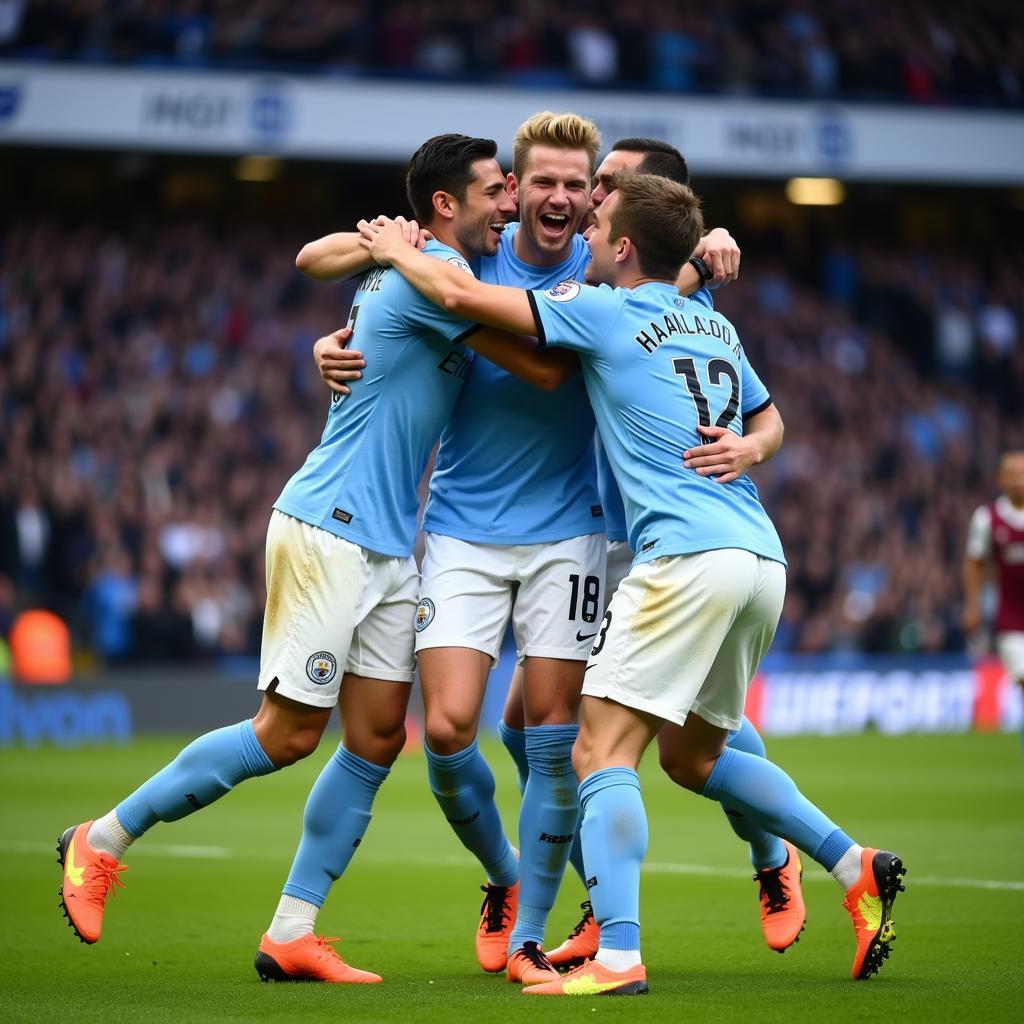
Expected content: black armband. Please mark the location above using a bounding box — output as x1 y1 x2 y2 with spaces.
688 255 712 287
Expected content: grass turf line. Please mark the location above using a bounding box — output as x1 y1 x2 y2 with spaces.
1 731 1022 1023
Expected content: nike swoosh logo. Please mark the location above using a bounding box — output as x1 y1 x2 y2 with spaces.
66 837 85 887
563 975 629 995
576 631 597 642
857 891 883 932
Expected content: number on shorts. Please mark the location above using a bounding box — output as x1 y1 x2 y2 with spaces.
568 573 601 623
590 609 612 656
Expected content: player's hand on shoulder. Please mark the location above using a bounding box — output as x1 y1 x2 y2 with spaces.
357 216 390 257
682 425 760 484
313 326 365 395
391 215 433 249
358 216 416 265
693 228 740 286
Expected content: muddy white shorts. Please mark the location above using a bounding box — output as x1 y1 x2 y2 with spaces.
257 511 419 708
414 532 607 664
582 548 786 730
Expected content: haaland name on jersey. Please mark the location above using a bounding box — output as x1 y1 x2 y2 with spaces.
633 304 740 357
530 279 785 568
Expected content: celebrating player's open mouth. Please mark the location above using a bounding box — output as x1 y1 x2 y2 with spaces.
538 210 571 240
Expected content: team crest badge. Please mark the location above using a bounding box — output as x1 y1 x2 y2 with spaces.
414 598 436 632
305 651 337 685
545 279 580 302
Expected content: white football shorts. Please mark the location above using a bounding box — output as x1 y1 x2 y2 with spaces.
414 532 607 664
258 511 419 708
582 548 786 730
997 631 1024 683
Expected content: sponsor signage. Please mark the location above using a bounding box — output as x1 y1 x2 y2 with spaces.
0 670 260 747
742 657 1022 736
1 63 1022 184
0 657 1019 746
0 681 131 747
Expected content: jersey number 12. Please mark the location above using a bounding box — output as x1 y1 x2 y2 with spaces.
672 356 739 442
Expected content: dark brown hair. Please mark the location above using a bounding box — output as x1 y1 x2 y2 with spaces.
607 170 704 280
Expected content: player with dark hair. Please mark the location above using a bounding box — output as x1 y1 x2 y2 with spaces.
594 137 689 201
360 169 906 994
57 134 516 984
965 449 1024 754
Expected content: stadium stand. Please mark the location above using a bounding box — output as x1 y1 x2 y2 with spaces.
2 0 1022 107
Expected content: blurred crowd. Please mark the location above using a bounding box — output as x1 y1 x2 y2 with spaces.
718 251 1022 655
0 216 1021 662
3 0 1023 107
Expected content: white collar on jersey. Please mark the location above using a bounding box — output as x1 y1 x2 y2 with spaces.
995 494 1024 530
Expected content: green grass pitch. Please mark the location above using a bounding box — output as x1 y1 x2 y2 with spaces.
2 731 1022 1023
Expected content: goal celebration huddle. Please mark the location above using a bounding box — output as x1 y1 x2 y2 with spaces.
57 112 906 997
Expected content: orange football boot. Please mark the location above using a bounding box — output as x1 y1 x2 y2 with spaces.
255 934 382 983
753 841 806 952
57 822 126 944
523 958 649 996
506 941 560 984
547 900 599 969
843 847 906 979
476 881 519 972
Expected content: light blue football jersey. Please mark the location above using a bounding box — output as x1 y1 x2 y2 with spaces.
530 280 784 566
595 437 628 543
595 285 716 544
274 242 476 558
421 223 604 544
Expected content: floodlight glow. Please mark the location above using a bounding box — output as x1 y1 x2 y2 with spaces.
785 178 845 205
235 155 280 182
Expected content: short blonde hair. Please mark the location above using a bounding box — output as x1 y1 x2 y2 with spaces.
608 171 704 280
512 111 602 181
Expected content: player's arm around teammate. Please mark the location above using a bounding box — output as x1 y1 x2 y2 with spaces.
361 221 785 491
296 215 427 280
305 216 736 392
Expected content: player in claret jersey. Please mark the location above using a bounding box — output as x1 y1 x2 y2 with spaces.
965 449 1024 754
362 169 907 994
57 134 515 984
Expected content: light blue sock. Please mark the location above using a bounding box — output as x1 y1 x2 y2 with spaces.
578 767 646 952
116 719 276 837
282 745 389 906
721 717 788 870
425 739 518 887
509 724 579 949
702 747 855 871
498 720 530 794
